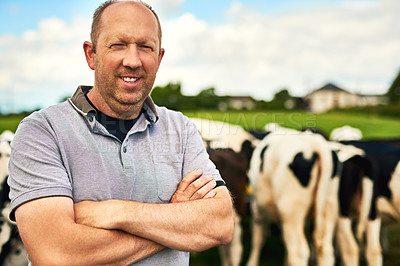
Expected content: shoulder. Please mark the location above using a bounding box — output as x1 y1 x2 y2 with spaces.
15 101 75 142
154 105 194 129
21 101 73 125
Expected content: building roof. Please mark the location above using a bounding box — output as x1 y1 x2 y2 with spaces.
314 83 348 93
304 83 351 98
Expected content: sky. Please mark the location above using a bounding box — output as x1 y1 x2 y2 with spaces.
0 0 399 113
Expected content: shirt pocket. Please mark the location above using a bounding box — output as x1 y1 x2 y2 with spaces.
152 154 184 202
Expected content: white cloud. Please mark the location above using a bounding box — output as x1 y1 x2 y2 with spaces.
0 16 93 112
156 0 400 99
146 0 185 18
1 0 399 113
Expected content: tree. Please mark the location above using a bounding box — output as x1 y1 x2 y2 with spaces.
196 88 217 97
273 89 291 103
194 87 222 109
150 82 184 109
387 70 400 104
267 88 297 110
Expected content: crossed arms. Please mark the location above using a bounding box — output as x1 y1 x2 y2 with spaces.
14 169 234 265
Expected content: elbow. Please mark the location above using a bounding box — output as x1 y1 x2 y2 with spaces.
202 210 235 251
217 215 235 246
213 190 235 246
192 221 234 252
29 250 89 266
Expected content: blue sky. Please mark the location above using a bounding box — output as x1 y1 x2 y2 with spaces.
0 0 349 33
1 0 399 113
0 0 341 34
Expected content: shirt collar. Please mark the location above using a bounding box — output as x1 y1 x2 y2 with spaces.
68 86 159 124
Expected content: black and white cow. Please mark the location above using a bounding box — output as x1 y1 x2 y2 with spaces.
333 140 400 266
189 119 257 266
209 148 250 266
0 131 28 266
190 118 259 153
246 128 338 266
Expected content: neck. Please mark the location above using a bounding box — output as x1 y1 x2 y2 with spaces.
87 88 143 120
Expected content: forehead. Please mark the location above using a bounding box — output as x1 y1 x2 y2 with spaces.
99 2 159 42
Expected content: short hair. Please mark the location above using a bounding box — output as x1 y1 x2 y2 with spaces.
90 0 162 53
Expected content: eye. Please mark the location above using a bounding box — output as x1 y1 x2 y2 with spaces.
139 44 154 51
110 43 126 49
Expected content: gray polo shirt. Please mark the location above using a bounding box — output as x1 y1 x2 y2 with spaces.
8 86 222 265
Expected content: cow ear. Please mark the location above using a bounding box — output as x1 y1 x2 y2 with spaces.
0 153 2 159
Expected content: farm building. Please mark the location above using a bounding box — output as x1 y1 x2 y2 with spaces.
303 83 386 113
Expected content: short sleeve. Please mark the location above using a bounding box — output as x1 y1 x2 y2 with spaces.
8 116 72 221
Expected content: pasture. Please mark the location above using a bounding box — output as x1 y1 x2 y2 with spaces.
1 111 400 139
184 110 400 139
1 111 400 265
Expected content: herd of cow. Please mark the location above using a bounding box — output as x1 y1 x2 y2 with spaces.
191 119 400 266
0 119 399 266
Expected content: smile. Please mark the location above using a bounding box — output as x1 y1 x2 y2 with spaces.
122 77 138 83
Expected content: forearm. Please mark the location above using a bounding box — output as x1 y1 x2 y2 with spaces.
40 226 163 266
78 187 234 252
15 197 164 266
126 188 234 252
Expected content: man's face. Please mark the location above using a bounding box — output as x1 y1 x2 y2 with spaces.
91 2 164 117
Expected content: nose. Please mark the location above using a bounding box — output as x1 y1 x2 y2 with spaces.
122 44 142 69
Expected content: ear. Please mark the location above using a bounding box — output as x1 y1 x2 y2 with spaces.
83 41 95 70
157 48 165 69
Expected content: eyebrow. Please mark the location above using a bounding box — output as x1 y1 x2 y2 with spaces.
108 33 158 46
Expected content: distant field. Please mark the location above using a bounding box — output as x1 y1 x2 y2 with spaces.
1 111 400 139
0 114 26 133
184 110 400 139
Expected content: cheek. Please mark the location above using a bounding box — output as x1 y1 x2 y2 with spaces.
96 52 121 68
141 54 161 70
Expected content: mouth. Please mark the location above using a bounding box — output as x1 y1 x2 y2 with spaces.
122 77 139 83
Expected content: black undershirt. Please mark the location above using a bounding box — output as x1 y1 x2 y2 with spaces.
84 93 140 142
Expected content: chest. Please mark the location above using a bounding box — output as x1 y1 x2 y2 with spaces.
59 128 184 204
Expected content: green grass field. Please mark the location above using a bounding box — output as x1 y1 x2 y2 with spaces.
0 114 25 133
1 111 400 139
184 110 400 139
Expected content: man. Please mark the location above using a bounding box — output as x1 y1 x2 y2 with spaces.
7 0 234 265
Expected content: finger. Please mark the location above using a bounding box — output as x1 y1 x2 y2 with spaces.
171 175 214 203
176 169 203 192
184 175 213 198
190 178 216 200
202 188 217 199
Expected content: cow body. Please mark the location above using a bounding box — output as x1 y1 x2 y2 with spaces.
190 119 256 266
0 131 27 266
209 149 249 266
332 139 400 266
190 118 259 153
247 130 337 266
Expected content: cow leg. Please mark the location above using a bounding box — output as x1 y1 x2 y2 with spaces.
230 209 243 266
218 245 229 266
281 219 309 266
314 177 339 266
336 217 359 266
246 204 266 266
365 218 382 266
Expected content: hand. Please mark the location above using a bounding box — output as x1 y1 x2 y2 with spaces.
170 169 216 203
